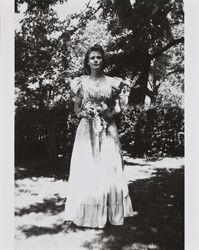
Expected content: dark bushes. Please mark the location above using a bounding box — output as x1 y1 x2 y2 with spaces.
119 105 184 158
15 103 184 165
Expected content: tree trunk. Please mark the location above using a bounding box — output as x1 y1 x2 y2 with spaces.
45 124 58 168
128 53 151 105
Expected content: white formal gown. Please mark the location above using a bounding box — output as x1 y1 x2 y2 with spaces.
64 75 134 228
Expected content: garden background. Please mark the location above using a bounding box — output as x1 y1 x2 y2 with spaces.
14 1 184 249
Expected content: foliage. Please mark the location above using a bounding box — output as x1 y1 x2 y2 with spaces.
15 0 68 13
15 0 184 163
119 104 184 158
15 6 76 109
15 0 184 106
97 0 184 104
15 97 78 163
16 102 184 163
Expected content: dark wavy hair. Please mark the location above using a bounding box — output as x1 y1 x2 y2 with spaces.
84 44 106 73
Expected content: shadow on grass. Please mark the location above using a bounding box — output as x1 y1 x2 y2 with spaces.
15 196 65 217
18 222 80 238
83 167 184 250
123 159 150 167
16 166 184 250
15 157 70 180
15 157 150 181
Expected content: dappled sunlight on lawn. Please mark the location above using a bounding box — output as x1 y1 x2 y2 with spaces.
123 156 184 182
15 229 102 250
82 167 184 250
15 177 68 208
15 157 184 250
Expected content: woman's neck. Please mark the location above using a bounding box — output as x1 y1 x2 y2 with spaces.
89 70 104 80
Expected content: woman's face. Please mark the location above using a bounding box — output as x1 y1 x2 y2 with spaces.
88 51 103 72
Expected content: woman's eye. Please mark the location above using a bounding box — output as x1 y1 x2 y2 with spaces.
89 56 102 60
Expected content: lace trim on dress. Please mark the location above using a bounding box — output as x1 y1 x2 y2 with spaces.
70 75 124 101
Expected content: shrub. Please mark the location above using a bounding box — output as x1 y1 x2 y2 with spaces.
15 101 184 164
118 104 184 158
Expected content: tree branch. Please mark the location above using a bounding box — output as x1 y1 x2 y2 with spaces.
150 37 184 59
78 0 92 15
167 67 184 76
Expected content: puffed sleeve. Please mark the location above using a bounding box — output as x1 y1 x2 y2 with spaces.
111 77 124 99
70 76 84 98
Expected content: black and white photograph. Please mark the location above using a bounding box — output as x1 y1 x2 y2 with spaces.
14 0 185 249
3 0 197 249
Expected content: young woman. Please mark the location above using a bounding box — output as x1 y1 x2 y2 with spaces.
64 44 135 228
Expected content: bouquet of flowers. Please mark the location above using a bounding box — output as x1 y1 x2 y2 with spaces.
80 101 108 133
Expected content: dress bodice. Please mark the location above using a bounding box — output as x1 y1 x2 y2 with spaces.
71 75 123 109
82 76 111 102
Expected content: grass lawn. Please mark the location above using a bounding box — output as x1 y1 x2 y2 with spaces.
15 157 184 250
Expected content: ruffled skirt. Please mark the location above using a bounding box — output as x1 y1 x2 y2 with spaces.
64 118 134 228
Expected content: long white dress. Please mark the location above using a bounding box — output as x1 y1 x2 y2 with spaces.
64 75 134 228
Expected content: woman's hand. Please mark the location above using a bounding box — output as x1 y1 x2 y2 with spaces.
77 110 92 120
102 99 121 122
102 109 115 122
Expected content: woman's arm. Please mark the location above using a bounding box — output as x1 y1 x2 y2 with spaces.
74 95 82 117
103 98 121 121
71 77 87 118
73 82 91 119
113 98 121 114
